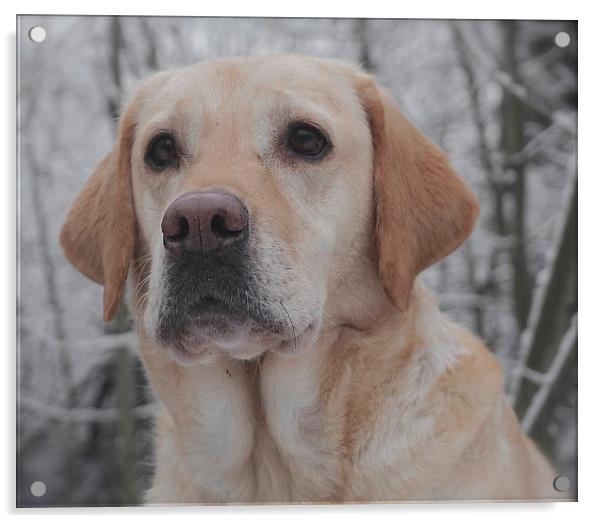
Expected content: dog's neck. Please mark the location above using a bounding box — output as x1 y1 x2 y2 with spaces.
136 280 468 502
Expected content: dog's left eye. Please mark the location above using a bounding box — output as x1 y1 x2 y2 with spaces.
287 124 329 159
145 133 179 170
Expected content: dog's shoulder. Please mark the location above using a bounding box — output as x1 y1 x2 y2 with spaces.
423 323 504 437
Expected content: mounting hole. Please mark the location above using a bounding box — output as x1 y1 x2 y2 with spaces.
30 480 46 497
553 475 570 492
28 26 47 43
554 31 571 48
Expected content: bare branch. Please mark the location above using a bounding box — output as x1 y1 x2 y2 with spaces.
30 332 137 353
506 115 576 167
509 171 577 403
493 71 575 135
20 396 158 424
521 315 577 434
438 293 504 310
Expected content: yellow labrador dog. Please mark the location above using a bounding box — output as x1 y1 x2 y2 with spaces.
60 55 561 503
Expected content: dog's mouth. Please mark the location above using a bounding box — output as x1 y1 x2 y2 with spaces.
154 286 319 362
158 293 247 342
151 247 317 362
188 295 249 328
156 287 292 343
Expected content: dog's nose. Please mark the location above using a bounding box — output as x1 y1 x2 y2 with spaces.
161 191 249 255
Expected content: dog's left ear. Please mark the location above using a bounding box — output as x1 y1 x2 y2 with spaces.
59 103 138 322
356 76 479 310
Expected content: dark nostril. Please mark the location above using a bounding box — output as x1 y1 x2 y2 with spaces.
166 217 189 242
211 214 244 239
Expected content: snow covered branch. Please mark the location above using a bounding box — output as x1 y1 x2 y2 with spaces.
32 332 138 353
19 396 159 424
509 172 577 404
521 315 577 434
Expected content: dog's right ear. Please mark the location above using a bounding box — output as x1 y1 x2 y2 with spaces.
59 103 138 322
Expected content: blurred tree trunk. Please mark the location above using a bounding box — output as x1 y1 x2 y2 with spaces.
451 22 507 343
355 19 375 72
139 18 159 71
107 16 124 122
511 173 577 487
500 21 532 331
454 21 534 338
114 345 138 505
513 176 577 434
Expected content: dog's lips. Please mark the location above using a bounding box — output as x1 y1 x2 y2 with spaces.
267 320 320 356
169 341 212 366
155 296 318 365
187 295 249 326
154 272 316 361
157 294 248 344
158 290 275 340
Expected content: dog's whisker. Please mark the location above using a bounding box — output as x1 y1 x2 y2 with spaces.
142 205 163 214
276 299 297 357
244 289 251 322
135 291 150 322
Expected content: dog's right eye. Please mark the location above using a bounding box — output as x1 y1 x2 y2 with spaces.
145 133 179 170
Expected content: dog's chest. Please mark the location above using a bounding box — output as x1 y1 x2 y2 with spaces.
157 352 345 503
252 353 344 501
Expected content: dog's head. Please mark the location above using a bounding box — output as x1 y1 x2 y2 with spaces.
60 55 478 365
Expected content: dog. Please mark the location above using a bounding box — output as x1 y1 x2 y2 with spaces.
59 55 562 503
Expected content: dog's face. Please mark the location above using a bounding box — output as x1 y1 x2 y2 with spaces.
60 55 479 366
132 57 378 363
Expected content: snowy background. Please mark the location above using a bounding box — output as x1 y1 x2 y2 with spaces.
17 16 577 506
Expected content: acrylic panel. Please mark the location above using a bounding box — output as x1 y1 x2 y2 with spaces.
17 15 577 507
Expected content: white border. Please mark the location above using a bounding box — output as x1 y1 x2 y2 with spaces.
3 1 599 521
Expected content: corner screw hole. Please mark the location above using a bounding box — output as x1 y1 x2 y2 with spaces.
30 480 46 497
554 31 571 48
553 475 570 492
28 26 47 43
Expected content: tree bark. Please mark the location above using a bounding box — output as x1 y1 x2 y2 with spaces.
513 176 577 423
500 21 533 331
